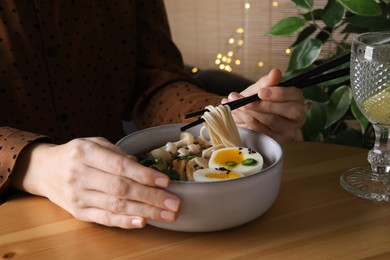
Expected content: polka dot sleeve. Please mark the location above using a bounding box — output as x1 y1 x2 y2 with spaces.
131 1 224 128
0 127 49 198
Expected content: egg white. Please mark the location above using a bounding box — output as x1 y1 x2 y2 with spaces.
193 168 244 182
208 147 263 176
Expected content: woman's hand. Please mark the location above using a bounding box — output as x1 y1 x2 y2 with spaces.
12 137 180 229
223 68 305 143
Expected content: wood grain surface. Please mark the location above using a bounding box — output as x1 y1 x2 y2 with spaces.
2 142 390 259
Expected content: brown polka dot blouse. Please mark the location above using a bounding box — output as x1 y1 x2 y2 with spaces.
0 0 222 197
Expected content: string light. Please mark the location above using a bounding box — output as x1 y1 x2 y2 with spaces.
211 1 271 73
212 0 251 73
285 48 291 55
191 67 199 74
236 27 244 34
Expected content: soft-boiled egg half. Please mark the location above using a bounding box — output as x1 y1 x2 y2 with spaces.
208 147 263 176
193 168 244 182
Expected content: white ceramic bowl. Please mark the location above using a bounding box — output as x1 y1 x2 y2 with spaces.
116 123 283 232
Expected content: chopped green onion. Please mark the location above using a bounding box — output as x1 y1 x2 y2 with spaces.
226 161 237 167
241 158 257 166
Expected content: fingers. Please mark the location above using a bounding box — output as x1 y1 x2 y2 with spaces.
258 100 305 123
40 138 181 229
259 86 305 103
65 138 171 188
84 137 128 156
80 168 180 211
72 189 179 224
74 207 147 229
239 68 282 97
223 69 306 142
66 169 180 228
233 108 300 142
225 90 304 122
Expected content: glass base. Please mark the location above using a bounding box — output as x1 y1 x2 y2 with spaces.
340 166 390 202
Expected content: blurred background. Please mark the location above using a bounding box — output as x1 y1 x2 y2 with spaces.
164 0 336 82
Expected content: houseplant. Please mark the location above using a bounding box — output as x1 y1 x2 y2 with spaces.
266 0 389 147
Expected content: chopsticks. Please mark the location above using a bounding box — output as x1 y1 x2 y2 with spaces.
181 53 350 131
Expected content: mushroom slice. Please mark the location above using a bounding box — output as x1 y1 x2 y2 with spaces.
194 156 209 169
186 157 208 181
172 159 188 181
150 147 172 161
185 158 197 181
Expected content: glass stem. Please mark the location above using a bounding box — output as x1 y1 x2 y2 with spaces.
368 124 390 174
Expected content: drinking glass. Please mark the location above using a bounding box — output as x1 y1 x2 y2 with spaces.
340 32 390 202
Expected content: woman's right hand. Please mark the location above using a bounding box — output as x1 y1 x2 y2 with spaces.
11 137 181 229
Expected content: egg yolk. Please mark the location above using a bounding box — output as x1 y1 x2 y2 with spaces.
214 149 244 167
205 171 242 179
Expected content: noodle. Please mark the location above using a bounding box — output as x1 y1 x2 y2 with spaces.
200 104 243 148
139 104 259 181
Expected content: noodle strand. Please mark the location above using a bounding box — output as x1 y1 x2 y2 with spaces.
200 104 243 148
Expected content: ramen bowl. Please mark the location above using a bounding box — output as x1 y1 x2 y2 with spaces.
116 123 283 232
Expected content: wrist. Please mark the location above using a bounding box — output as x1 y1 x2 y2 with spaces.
11 142 55 196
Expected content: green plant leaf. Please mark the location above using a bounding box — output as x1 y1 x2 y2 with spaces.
287 39 322 71
266 17 306 36
303 86 329 103
325 85 352 128
292 0 314 10
315 26 333 43
322 0 346 27
351 97 369 133
346 15 390 31
301 115 320 141
301 102 327 141
337 0 382 16
341 24 370 34
314 61 350 87
291 25 317 47
315 74 350 87
303 9 324 20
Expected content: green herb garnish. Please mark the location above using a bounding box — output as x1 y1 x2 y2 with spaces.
163 169 180 180
226 161 237 167
241 158 257 166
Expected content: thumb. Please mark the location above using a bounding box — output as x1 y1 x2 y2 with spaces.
266 68 283 87
221 92 243 104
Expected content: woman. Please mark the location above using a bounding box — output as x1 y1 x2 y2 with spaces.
0 0 305 228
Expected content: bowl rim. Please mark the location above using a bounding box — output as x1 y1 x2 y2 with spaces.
117 123 283 185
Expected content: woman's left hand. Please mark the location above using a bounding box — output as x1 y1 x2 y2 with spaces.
222 68 305 143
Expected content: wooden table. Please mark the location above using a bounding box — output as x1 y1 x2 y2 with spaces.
2 142 390 259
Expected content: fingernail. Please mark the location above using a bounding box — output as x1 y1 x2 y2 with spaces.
164 198 180 211
155 177 169 187
160 210 176 221
260 88 272 99
131 218 144 228
228 92 241 100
